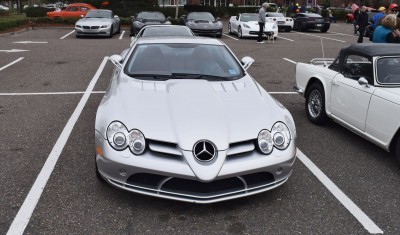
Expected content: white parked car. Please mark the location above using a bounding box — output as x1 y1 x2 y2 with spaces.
295 44 400 163
0 4 10 10
265 12 293 32
228 13 278 39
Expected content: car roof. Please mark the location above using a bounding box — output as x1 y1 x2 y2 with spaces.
342 44 400 57
136 37 224 45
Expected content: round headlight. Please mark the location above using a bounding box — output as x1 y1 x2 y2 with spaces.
128 130 146 155
107 121 128 150
258 129 273 154
271 122 291 150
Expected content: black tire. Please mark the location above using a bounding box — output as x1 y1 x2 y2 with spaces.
228 23 233 35
238 26 243 38
117 25 121 34
395 137 400 164
305 83 327 125
285 28 291 32
109 26 113 38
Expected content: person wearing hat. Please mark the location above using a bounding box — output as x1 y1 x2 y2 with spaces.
372 6 387 30
257 2 269 44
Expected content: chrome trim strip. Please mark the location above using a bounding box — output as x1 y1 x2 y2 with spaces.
237 176 248 191
157 177 173 193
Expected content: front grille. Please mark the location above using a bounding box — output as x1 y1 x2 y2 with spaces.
192 29 218 34
123 171 276 201
91 26 100 29
148 139 182 159
83 26 90 29
82 26 100 29
227 140 256 158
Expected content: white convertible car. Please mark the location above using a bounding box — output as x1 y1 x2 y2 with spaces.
295 44 400 164
265 12 293 32
228 13 278 39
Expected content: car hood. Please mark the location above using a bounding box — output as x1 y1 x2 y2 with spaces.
242 21 276 31
135 19 169 25
96 75 286 151
77 18 112 25
187 20 222 29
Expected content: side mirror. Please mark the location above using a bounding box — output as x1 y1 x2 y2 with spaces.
114 15 119 18
358 77 370 87
216 17 221 21
109 55 123 70
241 56 255 70
80 15 84 18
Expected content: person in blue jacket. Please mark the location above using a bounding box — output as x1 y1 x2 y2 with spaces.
373 15 400 43
372 6 387 30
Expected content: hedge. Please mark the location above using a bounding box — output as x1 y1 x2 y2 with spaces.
0 18 29 31
24 7 53 17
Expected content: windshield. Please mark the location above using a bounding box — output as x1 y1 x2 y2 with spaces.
377 57 400 85
137 12 166 20
124 43 244 81
240 13 258 22
142 27 193 37
86 10 112 18
187 12 215 21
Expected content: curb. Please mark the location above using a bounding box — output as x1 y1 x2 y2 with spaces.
0 27 32 37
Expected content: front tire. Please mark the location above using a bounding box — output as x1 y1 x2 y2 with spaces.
109 26 113 38
228 23 233 35
238 26 243 38
305 83 327 125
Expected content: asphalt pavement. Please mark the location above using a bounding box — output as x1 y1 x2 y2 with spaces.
0 22 399 234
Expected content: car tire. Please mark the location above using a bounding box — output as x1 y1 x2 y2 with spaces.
109 26 113 38
321 28 328 33
117 25 121 34
285 28 291 32
228 23 233 35
305 83 327 125
238 26 243 38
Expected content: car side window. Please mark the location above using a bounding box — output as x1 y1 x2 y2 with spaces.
328 56 340 72
81 7 88 12
341 55 373 83
68 6 78 11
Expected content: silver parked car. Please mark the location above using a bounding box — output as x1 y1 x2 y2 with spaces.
75 9 120 38
95 37 297 203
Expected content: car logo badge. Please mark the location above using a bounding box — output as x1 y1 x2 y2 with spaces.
193 140 217 162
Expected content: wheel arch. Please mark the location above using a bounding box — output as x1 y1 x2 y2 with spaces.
389 127 400 153
304 77 324 97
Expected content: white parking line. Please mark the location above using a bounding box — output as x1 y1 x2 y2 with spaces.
0 57 24 72
6 56 109 235
297 149 383 234
119 30 125 40
329 31 358 37
296 32 346 42
269 91 298 94
283 58 297 64
223 33 239 40
0 91 105 96
277 36 294 42
60 30 75 40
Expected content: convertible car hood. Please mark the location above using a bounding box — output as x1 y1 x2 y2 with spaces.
96 75 284 151
78 18 112 26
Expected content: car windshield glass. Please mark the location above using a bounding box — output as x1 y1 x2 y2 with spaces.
377 57 400 85
240 14 258 22
137 12 165 20
142 27 193 37
86 10 111 18
187 12 215 21
124 43 244 81
267 13 284 17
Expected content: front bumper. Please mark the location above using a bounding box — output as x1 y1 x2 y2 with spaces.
305 22 330 30
75 27 111 36
191 28 222 37
95 131 297 203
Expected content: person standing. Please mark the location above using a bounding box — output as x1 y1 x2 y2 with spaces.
353 7 360 34
372 7 387 30
356 6 369 43
257 2 268 44
373 15 400 43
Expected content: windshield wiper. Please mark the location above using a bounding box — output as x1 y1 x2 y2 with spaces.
127 73 230 81
172 73 230 81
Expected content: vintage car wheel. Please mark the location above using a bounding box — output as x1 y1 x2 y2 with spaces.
228 23 233 35
238 26 243 38
306 83 327 125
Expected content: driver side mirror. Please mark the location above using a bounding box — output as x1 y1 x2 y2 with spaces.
114 15 119 18
241 56 255 70
358 77 370 87
80 15 84 18
109 55 123 70
216 17 221 21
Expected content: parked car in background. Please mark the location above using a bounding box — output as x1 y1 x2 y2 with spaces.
181 12 223 38
130 11 171 36
0 4 10 10
228 13 278 39
75 9 120 38
295 44 400 164
265 12 293 32
129 25 195 47
292 13 330 32
47 3 96 19
97 37 297 203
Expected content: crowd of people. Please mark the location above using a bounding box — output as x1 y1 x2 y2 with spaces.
353 3 400 43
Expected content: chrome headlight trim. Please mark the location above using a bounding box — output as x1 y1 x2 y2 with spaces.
106 121 146 155
257 129 274 155
271 122 291 150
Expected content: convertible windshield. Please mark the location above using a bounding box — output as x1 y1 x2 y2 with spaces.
377 57 400 84
124 43 244 81
137 12 166 20
240 13 258 22
187 12 215 21
86 10 112 18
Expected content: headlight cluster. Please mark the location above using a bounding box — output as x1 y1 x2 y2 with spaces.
107 121 146 155
257 122 291 155
75 25 82 28
101 25 109 28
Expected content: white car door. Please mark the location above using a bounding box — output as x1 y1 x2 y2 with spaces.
330 54 376 131
232 15 240 34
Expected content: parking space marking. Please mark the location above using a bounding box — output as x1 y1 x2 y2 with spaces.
0 91 105 96
0 57 24 72
295 32 346 42
329 31 358 37
269 91 298 94
60 30 75 39
6 56 109 235
283 58 297 64
277 36 294 42
297 149 383 234
119 31 125 40
222 34 239 40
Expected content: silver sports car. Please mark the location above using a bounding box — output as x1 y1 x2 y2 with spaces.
95 37 297 203
75 9 120 38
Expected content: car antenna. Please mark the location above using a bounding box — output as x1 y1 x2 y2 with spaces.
321 37 328 67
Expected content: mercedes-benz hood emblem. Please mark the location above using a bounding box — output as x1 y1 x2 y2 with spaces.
193 140 217 162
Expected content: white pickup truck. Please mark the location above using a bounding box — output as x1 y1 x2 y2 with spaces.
295 43 400 164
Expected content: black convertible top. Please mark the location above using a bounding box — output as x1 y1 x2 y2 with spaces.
341 44 400 58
